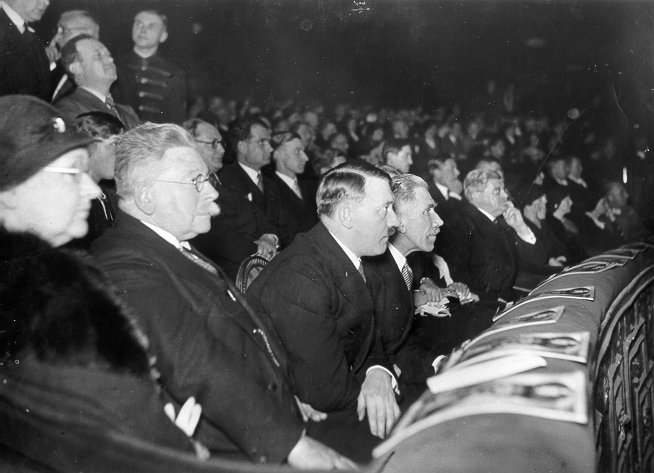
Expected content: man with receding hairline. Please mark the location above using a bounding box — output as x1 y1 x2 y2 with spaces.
247 161 402 461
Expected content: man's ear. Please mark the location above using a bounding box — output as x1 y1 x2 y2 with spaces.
237 140 248 156
396 217 407 234
337 203 354 230
69 61 82 80
134 182 155 215
159 30 168 44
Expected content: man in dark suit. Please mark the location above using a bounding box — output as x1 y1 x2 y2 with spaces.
268 131 318 246
54 35 140 130
247 162 402 457
92 122 354 470
436 169 542 311
49 10 100 102
192 119 281 280
426 154 464 223
0 0 51 99
112 10 187 124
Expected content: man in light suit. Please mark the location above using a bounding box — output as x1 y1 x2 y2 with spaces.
54 34 140 130
0 0 51 99
247 161 402 461
92 123 354 470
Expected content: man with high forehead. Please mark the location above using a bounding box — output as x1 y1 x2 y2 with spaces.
183 118 225 174
92 123 354 469
436 169 541 311
0 0 51 99
113 9 187 124
247 161 402 461
49 10 100 102
55 35 140 129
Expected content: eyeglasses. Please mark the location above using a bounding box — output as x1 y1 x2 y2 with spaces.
43 166 89 182
195 138 224 149
150 174 213 193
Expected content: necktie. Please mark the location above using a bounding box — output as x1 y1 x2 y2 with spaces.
292 179 303 199
105 95 119 117
180 246 218 275
256 172 264 193
357 261 366 283
401 262 414 291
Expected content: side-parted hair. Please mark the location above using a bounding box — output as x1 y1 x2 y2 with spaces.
317 161 391 217
60 33 95 77
231 118 268 145
114 123 195 199
391 174 428 209
463 169 502 202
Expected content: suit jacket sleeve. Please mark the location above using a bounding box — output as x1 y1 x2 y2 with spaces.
255 260 363 412
100 255 303 463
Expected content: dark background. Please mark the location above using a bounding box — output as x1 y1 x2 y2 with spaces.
35 1 654 124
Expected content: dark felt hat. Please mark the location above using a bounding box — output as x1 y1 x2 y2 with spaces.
516 184 547 210
0 95 96 190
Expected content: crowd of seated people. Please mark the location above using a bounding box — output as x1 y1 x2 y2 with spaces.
2 1 654 470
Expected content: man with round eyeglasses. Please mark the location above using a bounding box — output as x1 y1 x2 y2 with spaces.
183 118 225 173
92 122 354 469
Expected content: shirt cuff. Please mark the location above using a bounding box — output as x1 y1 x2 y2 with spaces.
366 366 400 395
518 229 536 244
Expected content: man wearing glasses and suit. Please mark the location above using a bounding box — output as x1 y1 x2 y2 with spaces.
92 122 355 470
192 118 282 280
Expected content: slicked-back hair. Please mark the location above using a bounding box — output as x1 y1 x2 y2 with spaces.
427 153 453 173
382 137 411 163
317 160 391 217
463 169 502 202
114 123 195 200
60 33 95 78
392 174 428 209
75 111 124 139
231 118 268 145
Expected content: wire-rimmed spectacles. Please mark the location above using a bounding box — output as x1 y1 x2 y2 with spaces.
195 138 224 150
150 174 213 193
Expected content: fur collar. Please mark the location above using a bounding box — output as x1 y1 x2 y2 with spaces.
0 229 149 374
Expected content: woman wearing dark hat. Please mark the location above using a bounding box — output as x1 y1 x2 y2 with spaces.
0 96 202 471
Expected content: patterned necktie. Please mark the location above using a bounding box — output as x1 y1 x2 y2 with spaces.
105 95 119 117
401 262 414 291
292 179 303 199
179 246 218 275
256 172 264 193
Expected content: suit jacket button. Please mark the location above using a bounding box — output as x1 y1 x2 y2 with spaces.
267 382 277 391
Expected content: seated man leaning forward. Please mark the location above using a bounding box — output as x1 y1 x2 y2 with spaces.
92 123 354 470
247 161 402 460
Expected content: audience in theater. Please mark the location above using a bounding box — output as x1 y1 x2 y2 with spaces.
3 6 654 468
192 119 281 280
91 122 354 469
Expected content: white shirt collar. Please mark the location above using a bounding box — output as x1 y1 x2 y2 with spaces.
388 243 406 272
328 230 362 271
476 206 497 222
435 182 449 200
555 177 568 186
238 162 260 185
275 171 297 189
80 86 107 103
1 2 26 33
140 220 191 250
